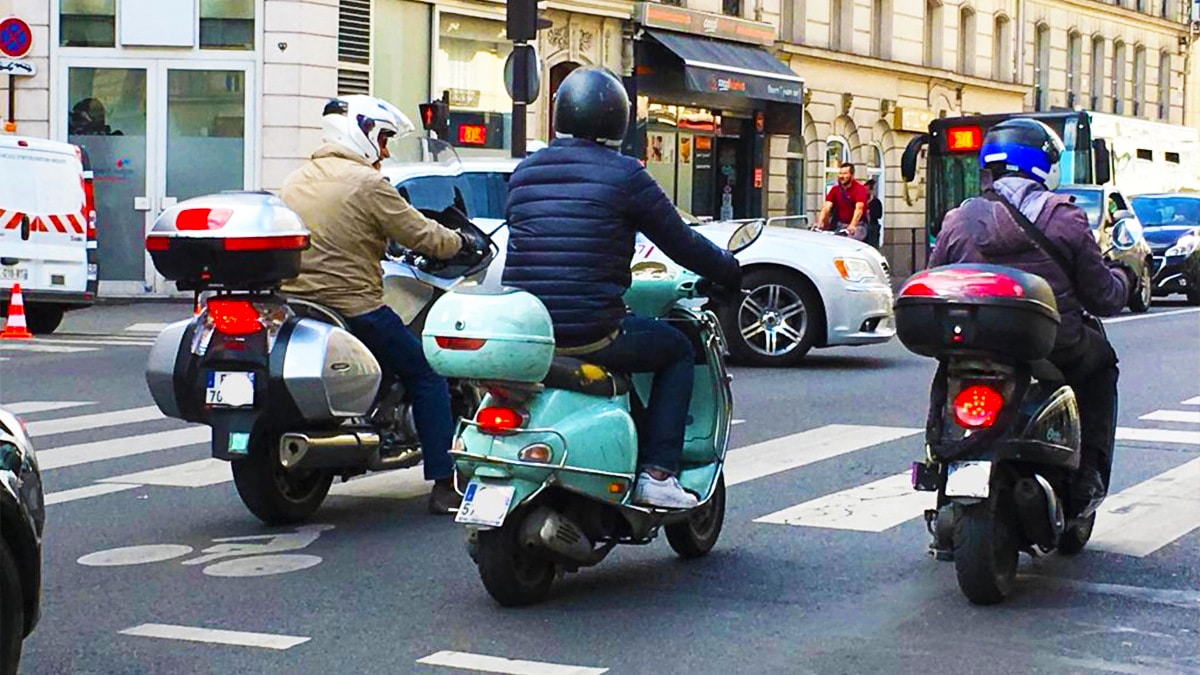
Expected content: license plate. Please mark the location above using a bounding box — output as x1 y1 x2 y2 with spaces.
945 461 992 498
455 481 516 527
0 267 28 281
205 371 255 408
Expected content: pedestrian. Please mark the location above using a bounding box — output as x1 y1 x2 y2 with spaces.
816 162 869 242
865 178 883 249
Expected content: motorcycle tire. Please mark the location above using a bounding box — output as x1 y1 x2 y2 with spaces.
0 539 24 675
953 492 1020 605
1056 512 1096 556
665 476 726 559
231 433 333 526
475 520 555 607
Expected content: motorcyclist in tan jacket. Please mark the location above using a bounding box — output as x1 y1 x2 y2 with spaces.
280 95 480 514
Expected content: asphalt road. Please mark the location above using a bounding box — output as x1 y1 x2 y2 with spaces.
2 301 1198 675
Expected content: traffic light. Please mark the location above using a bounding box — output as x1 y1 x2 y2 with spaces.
419 98 450 139
507 0 551 42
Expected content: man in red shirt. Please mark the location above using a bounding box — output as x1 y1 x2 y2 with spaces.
816 162 869 241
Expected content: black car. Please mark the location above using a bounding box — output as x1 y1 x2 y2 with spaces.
1055 185 1154 313
1130 193 1200 305
0 408 44 674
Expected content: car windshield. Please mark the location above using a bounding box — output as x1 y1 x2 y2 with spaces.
1055 188 1102 230
379 136 461 173
1130 195 1200 227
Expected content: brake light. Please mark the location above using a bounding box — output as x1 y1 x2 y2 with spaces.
434 336 487 351
206 299 263 336
176 208 234 231
223 235 309 251
82 171 97 241
953 385 1004 429
145 234 170 252
900 269 1025 299
946 126 983 152
476 406 524 435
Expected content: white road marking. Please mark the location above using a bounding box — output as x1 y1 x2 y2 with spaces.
0 401 92 415
0 343 96 353
1090 456 1200 557
1139 409 1200 424
25 337 155 347
78 544 194 566
724 424 922 486
328 465 428 500
202 554 323 577
1115 427 1200 445
119 623 310 650
98 458 229 488
1103 307 1200 324
44 483 142 505
27 405 165 437
125 322 173 333
732 419 745 425
1183 396 1200 406
416 651 608 675
754 471 929 532
36 427 209 470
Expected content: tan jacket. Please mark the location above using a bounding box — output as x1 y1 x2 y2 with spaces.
279 144 463 317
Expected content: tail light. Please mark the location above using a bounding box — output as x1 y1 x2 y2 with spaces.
953 385 1004 429
434 336 487 350
206 299 263 336
176 208 234 231
82 170 97 242
475 406 524 435
192 299 295 356
899 269 1025 300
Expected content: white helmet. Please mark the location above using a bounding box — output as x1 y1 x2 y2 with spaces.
320 95 416 165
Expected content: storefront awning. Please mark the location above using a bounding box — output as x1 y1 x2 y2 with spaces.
643 30 803 105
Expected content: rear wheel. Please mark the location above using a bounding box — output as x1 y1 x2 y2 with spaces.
665 476 725 558
231 433 333 526
475 519 555 607
953 492 1020 605
24 305 64 335
1129 265 1152 313
1057 512 1096 556
0 539 25 675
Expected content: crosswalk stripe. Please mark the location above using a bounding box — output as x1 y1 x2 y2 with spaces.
124 323 173 333
0 343 97 353
1139 410 1200 424
724 424 922 487
98 458 230 488
32 337 155 347
1184 396 1200 406
2 401 93 415
754 472 929 532
416 651 608 675
27 405 165 437
44 483 142 506
1115 427 1200 445
37 427 209 470
1091 456 1200 557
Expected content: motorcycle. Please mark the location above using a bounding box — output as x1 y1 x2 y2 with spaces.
895 263 1099 605
144 138 496 525
418 220 765 606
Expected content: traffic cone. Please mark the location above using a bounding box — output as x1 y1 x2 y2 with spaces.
1 284 34 339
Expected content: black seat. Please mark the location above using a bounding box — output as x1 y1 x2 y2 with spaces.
543 356 631 397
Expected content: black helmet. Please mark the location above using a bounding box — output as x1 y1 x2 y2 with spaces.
553 67 629 149
978 118 1064 188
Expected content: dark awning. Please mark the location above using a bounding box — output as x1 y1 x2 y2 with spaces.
643 30 803 105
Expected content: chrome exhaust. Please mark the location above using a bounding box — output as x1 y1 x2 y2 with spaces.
1012 475 1064 550
519 507 606 565
278 431 381 469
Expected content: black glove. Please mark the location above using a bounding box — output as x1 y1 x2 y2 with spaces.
454 229 488 266
696 277 743 304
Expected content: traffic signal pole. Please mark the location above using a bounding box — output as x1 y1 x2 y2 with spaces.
511 43 529 159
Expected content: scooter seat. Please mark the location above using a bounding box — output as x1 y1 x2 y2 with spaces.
543 356 631 397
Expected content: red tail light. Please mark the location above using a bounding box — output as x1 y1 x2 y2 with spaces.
206 299 263 336
223 235 309 251
145 235 169 252
953 385 1004 429
434 336 487 351
176 208 234 231
900 269 1025 299
82 171 97 241
476 406 524 435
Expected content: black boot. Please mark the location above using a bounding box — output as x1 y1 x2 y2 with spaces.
428 478 461 515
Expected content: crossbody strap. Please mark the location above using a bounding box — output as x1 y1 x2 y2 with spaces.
980 190 1074 280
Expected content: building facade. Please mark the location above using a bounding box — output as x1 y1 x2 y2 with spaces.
0 0 1195 295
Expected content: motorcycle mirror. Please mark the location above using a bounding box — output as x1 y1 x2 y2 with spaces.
727 220 765 254
1111 220 1136 250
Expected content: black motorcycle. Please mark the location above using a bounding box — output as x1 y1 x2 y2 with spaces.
896 263 1098 605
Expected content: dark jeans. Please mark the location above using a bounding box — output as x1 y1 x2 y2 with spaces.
581 316 695 475
1050 321 1120 495
346 306 454 481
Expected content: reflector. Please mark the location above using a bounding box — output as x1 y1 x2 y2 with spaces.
900 268 1025 299
176 208 234 231
476 406 524 435
434 336 487 351
207 299 263 336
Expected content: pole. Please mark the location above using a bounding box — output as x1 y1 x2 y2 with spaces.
511 43 529 159
7 74 14 127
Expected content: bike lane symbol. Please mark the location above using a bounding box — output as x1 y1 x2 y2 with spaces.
77 524 334 578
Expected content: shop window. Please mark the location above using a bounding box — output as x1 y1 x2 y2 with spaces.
436 15 513 151
1090 37 1105 111
200 0 254 50
723 0 742 17
825 136 849 192
61 0 116 47
786 136 806 216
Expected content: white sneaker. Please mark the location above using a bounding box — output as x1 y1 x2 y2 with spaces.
633 472 699 509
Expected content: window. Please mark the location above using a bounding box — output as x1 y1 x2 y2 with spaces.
781 0 806 44
1159 51 1172 120
200 0 254 50
786 136 807 216
1136 148 1153 160
1165 152 1180 163
1090 37 1105 110
924 0 943 68
723 0 742 17
338 0 371 65
831 0 853 52
1112 41 1126 114
825 136 850 192
871 0 893 60
1034 24 1050 111
1067 31 1082 108
992 15 1012 82
61 0 116 47
1132 45 1146 117
957 7 976 76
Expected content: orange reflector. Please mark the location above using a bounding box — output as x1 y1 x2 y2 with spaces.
434 336 487 351
953 385 1004 429
476 406 524 435
946 126 983 152
608 482 626 494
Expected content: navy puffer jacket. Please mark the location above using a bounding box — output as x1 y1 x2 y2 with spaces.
502 138 740 348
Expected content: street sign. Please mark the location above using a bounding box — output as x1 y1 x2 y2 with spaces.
0 58 35 76
0 17 33 59
504 44 541 105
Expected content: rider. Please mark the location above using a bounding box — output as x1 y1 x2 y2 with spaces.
279 95 483 515
929 118 1135 513
502 66 743 509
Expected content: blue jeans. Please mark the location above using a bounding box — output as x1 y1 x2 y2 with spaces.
345 306 454 481
582 316 695 474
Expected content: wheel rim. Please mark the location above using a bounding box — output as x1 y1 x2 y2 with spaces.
1141 268 1152 306
271 442 327 504
688 490 722 541
738 283 807 357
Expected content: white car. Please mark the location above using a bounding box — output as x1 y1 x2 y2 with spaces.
382 147 894 367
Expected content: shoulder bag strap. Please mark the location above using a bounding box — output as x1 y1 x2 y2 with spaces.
980 190 1074 280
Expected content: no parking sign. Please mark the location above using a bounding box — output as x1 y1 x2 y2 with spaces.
0 16 33 59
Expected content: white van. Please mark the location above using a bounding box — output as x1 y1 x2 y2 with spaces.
0 135 98 333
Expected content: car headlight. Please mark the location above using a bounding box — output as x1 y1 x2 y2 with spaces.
834 257 876 283
1166 236 1198 258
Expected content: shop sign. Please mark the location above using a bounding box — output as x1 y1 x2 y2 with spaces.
633 2 775 46
448 89 480 108
893 106 935 133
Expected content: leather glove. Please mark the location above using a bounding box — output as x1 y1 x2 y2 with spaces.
696 278 743 304
455 229 488 266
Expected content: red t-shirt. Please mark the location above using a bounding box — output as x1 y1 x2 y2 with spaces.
825 180 869 225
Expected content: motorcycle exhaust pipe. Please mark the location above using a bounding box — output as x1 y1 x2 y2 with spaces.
279 431 381 470
1012 475 1065 550
519 507 607 566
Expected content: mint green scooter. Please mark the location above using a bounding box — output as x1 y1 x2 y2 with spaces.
421 221 763 606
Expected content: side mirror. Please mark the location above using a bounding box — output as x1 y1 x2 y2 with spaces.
901 134 929 183
1093 139 1112 185
1111 219 1136 250
727 220 765 254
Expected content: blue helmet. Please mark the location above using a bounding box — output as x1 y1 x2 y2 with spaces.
978 118 1065 189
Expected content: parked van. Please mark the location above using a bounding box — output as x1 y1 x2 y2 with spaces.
0 135 98 334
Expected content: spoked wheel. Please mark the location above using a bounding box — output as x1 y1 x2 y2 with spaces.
720 269 820 367
665 475 726 559
953 491 1020 605
475 520 555 607
1129 265 1152 313
231 432 333 526
1057 512 1096 556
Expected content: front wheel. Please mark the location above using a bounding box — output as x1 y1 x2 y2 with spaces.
718 268 821 367
953 494 1020 605
24 305 64 335
665 475 725 558
475 520 555 607
1129 265 1152 313
231 433 333 526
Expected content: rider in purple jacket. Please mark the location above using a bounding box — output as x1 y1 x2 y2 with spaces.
930 118 1134 514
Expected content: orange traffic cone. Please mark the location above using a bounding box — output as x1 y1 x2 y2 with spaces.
1 284 34 339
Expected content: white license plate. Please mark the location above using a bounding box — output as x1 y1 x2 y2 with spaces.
0 267 28 281
945 461 992 498
205 371 255 408
455 481 516 527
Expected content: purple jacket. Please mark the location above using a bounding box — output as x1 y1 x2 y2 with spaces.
929 177 1130 349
